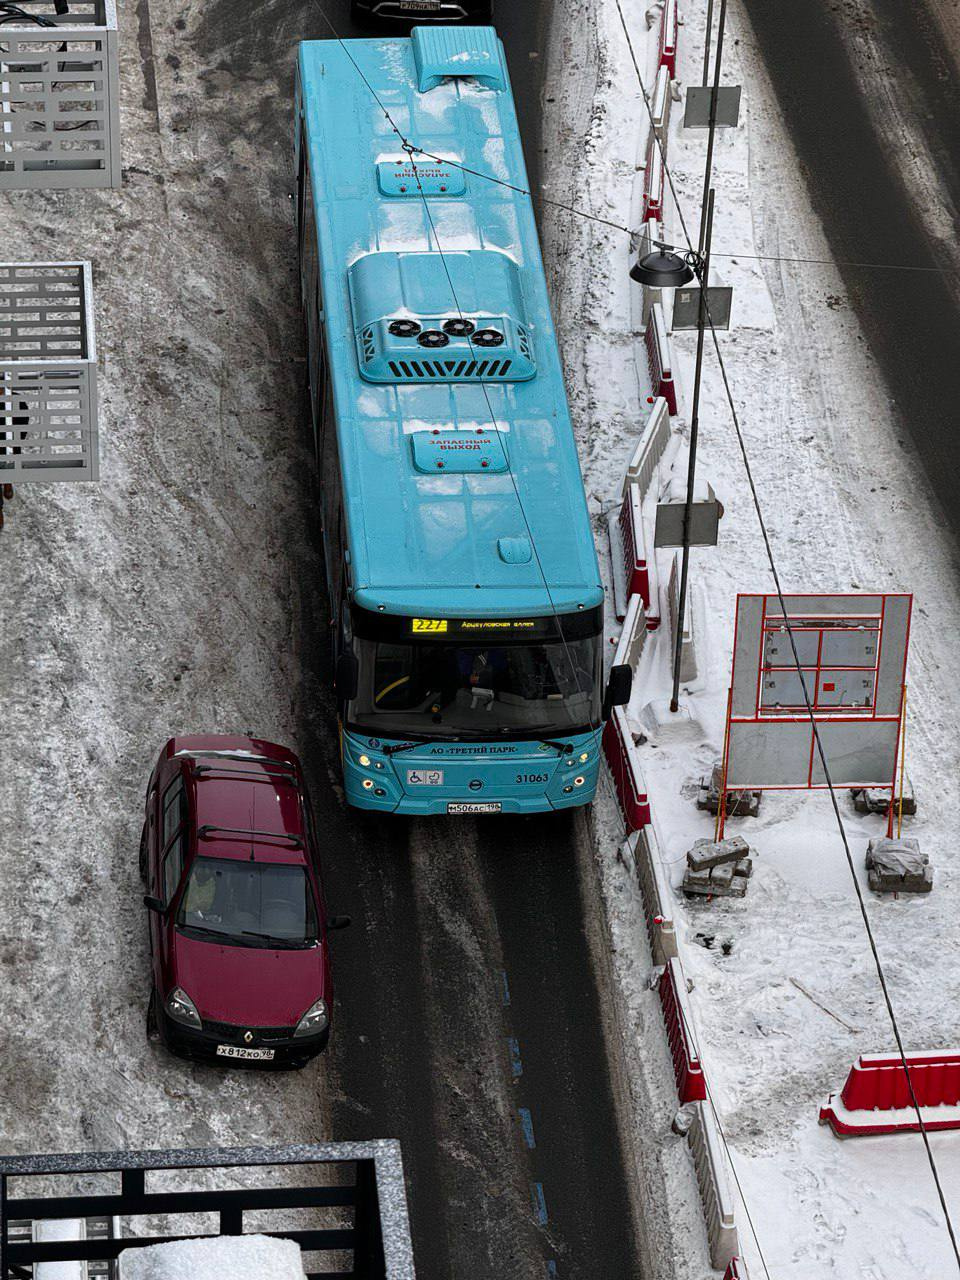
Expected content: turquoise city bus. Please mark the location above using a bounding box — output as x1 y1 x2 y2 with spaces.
295 25 631 815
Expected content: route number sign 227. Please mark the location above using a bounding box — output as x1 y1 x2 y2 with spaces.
412 618 447 633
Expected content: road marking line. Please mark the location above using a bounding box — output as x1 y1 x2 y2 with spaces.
546 1262 558 1278
530 1180 549 1226
519 1107 536 1149
500 969 511 1006
508 1036 523 1078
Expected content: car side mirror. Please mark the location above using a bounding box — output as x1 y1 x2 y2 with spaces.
602 663 633 719
335 652 359 702
143 894 165 914
326 915 352 931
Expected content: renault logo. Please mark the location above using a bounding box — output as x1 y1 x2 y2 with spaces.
243 1031 254 1044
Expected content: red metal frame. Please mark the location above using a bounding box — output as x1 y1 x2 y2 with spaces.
718 594 911 837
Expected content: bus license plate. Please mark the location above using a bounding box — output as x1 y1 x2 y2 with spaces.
447 802 502 814
216 1045 275 1061
404 1 442 9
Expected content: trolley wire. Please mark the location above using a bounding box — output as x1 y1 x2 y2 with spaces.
611 0 960 1268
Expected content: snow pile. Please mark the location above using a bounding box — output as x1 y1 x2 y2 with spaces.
118 1235 306 1280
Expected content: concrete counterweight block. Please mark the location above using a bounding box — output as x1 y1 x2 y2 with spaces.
697 762 761 818
853 777 917 817
865 836 932 894
683 836 753 898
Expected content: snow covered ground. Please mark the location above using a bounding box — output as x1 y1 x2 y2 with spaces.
543 0 960 1276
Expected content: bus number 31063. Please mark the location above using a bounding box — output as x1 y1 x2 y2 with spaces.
516 773 549 785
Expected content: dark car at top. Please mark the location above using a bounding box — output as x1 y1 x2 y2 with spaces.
351 0 493 24
140 735 346 1069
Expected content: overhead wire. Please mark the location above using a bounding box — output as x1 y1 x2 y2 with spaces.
610 0 960 1268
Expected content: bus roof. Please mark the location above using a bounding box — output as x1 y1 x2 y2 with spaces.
297 28 604 619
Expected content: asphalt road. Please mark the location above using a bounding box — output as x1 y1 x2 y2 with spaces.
741 0 960 544
290 5 646 1278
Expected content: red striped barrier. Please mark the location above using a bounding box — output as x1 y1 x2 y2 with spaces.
617 483 652 610
659 0 678 76
642 131 664 222
602 706 651 831
724 1260 748 1280
659 957 707 1103
820 1051 960 1136
644 302 678 414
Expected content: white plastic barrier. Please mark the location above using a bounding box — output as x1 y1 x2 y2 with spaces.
612 593 648 671
667 552 698 683
621 396 671 500
688 1101 740 1270
623 826 677 964
651 63 672 142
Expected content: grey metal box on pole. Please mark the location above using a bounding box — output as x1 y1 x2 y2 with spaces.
0 261 99 481
0 0 120 191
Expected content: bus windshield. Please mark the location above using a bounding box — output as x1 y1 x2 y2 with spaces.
348 633 602 739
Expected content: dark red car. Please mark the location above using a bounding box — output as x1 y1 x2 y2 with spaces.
140 735 347 1068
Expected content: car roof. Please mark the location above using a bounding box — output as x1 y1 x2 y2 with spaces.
164 738 309 866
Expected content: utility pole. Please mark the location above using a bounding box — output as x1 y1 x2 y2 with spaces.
671 0 728 711
670 189 714 712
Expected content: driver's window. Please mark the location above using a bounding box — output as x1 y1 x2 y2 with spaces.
161 776 185 848
162 836 184 906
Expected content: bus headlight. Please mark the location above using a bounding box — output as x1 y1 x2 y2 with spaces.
579 752 589 763
359 754 371 767
362 778 375 790
574 776 586 787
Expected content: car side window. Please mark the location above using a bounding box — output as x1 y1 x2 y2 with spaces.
162 835 184 906
161 776 185 848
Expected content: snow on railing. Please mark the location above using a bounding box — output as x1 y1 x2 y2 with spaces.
602 706 651 832
688 1101 740 1270
644 301 678 414
651 63 672 142
612 593 648 672
623 826 677 964
642 130 665 221
621 396 671 501
659 957 707 1103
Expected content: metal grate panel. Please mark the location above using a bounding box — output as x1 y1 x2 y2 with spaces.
0 261 98 481
0 0 120 190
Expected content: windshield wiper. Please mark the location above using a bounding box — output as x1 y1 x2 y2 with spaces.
383 736 460 756
535 739 574 756
238 930 311 949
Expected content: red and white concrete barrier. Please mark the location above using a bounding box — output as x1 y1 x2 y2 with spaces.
644 301 678 414
602 705 651 832
689 1100 740 1270
658 0 679 77
724 1257 749 1280
820 1050 960 1136
608 481 660 624
642 130 665 222
621 395 671 500
623 826 677 965
659 956 707 1103
612 592 649 671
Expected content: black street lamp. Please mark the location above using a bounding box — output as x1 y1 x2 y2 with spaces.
629 244 695 288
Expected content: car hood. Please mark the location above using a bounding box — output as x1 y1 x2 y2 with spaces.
171 932 329 1028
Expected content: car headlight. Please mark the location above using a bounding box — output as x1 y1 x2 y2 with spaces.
166 986 201 1029
294 998 329 1038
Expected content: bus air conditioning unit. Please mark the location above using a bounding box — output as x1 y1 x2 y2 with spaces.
0 0 120 191
349 249 536 384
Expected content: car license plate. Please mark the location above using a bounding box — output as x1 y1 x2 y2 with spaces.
407 768 444 786
447 801 502 814
216 1044 275 1061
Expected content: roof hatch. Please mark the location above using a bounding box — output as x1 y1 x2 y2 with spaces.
412 26 506 93
348 249 536 384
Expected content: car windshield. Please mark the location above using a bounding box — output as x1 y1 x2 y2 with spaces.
176 857 318 948
348 634 601 738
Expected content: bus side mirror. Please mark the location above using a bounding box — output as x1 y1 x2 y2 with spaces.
335 653 359 702
602 664 633 719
